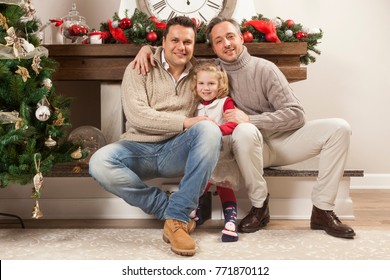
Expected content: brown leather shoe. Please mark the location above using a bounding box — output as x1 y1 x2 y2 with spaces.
310 205 356 238
163 219 196 256
238 194 270 233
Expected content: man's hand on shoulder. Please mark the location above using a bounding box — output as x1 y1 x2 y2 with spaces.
130 45 156 76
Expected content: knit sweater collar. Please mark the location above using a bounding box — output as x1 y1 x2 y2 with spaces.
217 46 251 72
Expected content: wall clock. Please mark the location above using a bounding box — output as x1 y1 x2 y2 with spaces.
136 0 237 22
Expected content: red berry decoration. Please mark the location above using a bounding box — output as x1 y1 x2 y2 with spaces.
285 19 295 28
295 31 307 40
243 31 254 43
119 18 132 29
146 31 158 43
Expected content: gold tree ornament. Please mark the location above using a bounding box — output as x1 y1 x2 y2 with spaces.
32 200 43 219
53 108 65 126
0 12 8 30
44 135 57 147
71 146 83 159
15 65 30 82
31 55 42 75
31 153 43 199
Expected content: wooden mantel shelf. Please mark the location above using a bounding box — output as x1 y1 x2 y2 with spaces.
44 42 307 83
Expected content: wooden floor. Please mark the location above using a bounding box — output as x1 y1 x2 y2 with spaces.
1 189 390 230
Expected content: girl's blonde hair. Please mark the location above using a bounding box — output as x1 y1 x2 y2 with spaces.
191 62 229 99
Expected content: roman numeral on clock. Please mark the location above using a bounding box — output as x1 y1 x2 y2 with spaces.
153 0 167 14
207 0 221 10
167 11 177 20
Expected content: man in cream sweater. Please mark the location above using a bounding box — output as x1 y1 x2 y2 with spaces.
205 17 355 239
89 17 222 257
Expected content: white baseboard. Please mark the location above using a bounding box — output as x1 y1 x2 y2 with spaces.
351 173 390 190
0 173 387 220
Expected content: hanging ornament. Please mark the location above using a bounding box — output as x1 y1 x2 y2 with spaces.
119 18 132 29
243 31 254 43
71 146 83 159
285 19 295 28
41 78 53 90
45 135 57 148
53 108 65 126
146 31 158 43
35 97 51 121
35 105 51 121
31 55 42 75
32 200 43 219
31 154 44 199
295 31 307 40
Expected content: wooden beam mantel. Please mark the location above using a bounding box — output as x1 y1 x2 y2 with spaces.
44 42 307 83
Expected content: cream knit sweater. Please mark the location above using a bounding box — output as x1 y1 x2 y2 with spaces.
217 46 306 132
120 47 198 142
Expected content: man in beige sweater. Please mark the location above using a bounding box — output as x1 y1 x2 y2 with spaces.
89 17 222 257
133 16 355 239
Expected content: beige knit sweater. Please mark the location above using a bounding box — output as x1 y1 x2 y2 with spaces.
120 47 198 142
217 46 306 132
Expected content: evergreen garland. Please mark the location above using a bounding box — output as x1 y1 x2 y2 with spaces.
99 9 323 65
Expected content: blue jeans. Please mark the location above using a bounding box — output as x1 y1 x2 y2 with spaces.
89 121 222 223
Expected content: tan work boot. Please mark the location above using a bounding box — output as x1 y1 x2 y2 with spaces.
188 219 196 234
163 219 196 256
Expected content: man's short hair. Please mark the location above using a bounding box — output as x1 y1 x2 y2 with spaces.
163 16 197 40
206 16 242 45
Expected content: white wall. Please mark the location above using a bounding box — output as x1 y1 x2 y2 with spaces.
255 0 390 174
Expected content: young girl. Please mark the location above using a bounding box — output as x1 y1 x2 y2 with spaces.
191 62 242 242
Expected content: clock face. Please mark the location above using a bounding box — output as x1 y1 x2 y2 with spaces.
137 0 233 23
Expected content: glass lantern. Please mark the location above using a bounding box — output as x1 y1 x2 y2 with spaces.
61 3 89 44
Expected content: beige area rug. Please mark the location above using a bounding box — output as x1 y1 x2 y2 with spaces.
0 228 389 260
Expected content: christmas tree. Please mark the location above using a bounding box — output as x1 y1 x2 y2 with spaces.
1 0 76 218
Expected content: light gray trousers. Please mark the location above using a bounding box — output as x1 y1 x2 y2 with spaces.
229 118 351 210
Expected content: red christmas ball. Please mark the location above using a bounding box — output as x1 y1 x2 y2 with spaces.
120 18 132 29
285 19 295 28
243 31 254 43
146 31 158 43
148 16 159 23
295 31 307 40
